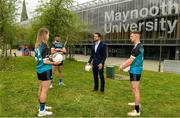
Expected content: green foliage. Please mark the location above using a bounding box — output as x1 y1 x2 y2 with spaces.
0 0 18 57
0 57 180 117
15 26 36 49
32 0 85 45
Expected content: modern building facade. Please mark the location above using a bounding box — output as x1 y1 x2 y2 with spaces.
71 0 180 60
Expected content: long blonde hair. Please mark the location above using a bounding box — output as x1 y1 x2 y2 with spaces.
35 28 49 49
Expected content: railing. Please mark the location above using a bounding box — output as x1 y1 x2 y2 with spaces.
70 0 128 12
74 39 180 46
164 60 180 74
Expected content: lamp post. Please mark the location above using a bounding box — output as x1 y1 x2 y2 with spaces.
159 37 163 72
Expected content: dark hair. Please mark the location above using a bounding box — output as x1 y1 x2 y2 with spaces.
55 34 60 37
94 32 101 38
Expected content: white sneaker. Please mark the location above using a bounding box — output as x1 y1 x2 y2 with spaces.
128 102 135 106
127 110 140 116
59 82 66 86
38 110 52 117
50 84 53 88
45 106 52 110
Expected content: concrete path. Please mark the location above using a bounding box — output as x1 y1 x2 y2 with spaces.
74 54 163 72
15 51 163 72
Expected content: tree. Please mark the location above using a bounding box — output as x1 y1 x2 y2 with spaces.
32 0 85 59
0 0 18 57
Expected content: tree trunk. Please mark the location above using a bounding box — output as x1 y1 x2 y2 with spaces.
68 46 75 60
10 44 12 57
5 43 8 57
2 40 5 57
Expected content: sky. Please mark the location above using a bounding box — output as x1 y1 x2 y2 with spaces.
18 0 91 21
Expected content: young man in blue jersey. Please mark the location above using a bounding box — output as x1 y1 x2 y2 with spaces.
119 31 144 116
35 28 61 117
50 34 66 88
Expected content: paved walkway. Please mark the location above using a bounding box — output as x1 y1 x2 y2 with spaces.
15 51 162 72
74 55 163 72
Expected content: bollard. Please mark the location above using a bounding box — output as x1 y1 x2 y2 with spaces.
106 65 115 79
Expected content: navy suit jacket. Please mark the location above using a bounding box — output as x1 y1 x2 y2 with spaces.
88 41 107 66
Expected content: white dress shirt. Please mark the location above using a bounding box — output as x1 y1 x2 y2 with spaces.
94 40 101 53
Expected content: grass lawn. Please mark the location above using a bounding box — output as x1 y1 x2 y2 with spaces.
0 57 180 117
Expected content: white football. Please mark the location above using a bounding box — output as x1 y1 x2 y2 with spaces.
52 53 64 62
85 65 92 72
123 66 130 72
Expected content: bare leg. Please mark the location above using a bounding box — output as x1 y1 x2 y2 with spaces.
39 80 51 103
131 81 140 105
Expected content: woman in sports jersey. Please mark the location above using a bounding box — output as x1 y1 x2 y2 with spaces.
35 28 61 117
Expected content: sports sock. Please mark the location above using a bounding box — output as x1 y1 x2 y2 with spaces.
40 103 45 111
135 105 140 113
51 79 53 84
59 79 62 83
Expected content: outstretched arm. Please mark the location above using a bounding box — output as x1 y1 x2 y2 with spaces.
119 56 135 70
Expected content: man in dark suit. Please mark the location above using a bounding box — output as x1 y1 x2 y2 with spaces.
87 32 107 93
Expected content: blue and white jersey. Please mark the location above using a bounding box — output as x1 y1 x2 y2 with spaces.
51 41 64 50
35 43 52 73
130 43 144 74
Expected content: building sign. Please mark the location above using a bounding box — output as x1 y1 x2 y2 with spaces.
104 0 179 34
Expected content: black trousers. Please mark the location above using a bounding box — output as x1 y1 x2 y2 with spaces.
92 65 105 92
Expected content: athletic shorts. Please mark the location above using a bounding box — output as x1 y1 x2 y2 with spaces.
37 69 52 81
130 73 141 81
54 61 63 66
